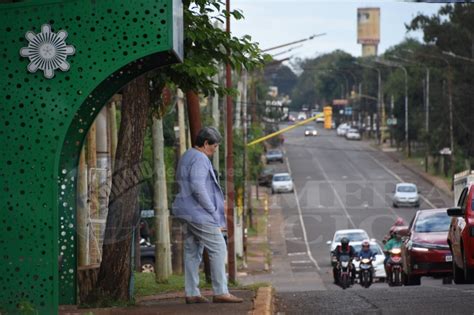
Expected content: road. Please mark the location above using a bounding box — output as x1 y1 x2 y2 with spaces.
243 122 474 314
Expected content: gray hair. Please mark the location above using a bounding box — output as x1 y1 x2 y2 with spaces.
195 126 222 147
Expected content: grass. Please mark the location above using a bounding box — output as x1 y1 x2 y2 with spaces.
134 272 246 298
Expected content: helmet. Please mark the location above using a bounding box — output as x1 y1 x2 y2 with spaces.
340 237 349 247
362 240 370 248
394 217 405 226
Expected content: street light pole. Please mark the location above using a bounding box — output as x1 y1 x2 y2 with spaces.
354 62 381 144
375 59 409 156
262 33 326 52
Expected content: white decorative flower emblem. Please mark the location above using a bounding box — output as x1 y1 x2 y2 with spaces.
20 24 75 79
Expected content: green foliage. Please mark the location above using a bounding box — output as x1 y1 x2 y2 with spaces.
247 124 265 181
134 272 239 297
406 4 474 163
291 50 357 110
216 123 264 192
264 64 297 96
157 0 269 97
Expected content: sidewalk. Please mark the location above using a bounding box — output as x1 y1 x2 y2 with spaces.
60 185 274 315
60 290 255 315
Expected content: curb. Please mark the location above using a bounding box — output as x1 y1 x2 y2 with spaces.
249 286 273 315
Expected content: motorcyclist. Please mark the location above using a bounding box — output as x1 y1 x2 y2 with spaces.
358 240 376 283
359 240 376 260
332 237 357 284
383 229 403 279
383 217 406 244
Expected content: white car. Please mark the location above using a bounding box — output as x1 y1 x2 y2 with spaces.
297 112 307 120
392 183 420 208
304 126 318 136
345 128 361 140
351 242 387 281
336 123 350 136
271 172 294 194
327 229 371 263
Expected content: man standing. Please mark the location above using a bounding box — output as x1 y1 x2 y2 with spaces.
173 127 243 304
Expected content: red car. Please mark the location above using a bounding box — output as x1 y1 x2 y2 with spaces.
401 208 453 285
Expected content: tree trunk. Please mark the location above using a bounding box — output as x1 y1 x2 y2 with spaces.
94 75 150 302
186 90 202 144
152 116 172 282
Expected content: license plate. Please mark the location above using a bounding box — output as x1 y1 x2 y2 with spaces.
445 255 452 262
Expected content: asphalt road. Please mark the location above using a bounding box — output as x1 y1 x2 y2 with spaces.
257 122 474 314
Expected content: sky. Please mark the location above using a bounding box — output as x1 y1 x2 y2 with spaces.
231 1 444 63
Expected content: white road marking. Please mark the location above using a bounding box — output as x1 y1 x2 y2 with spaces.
311 157 357 228
285 237 302 241
288 252 307 256
290 260 313 264
368 155 437 209
286 158 321 271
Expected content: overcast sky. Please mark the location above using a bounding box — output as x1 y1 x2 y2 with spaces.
231 1 444 62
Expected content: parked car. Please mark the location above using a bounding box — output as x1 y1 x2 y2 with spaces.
392 183 420 208
271 172 294 194
327 229 371 265
401 208 453 285
140 242 156 273
265 149 284 164
345 128 361 140
336 123 351 136
447 183 474 284
304 126 318 136
258 167 276 187
352 241 387 281
297 112 307 120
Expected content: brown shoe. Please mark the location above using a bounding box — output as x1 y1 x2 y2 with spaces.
212 294 244 303
185 296 210 304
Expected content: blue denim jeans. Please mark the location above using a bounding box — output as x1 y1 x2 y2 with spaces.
183 221 229 297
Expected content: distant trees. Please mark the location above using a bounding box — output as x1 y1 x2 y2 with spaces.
278 4 474 170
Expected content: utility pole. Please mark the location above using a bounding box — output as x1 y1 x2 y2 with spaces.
211 77 220 170
262 33 326 52
226 0 236 283
425 68 430 172
241 69 249 263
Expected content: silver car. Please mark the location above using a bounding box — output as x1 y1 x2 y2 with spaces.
392 183 420 208
271 172 294 194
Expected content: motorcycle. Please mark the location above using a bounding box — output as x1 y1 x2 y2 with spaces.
337 254 353 289
359 257 373 288
386 248 403 286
